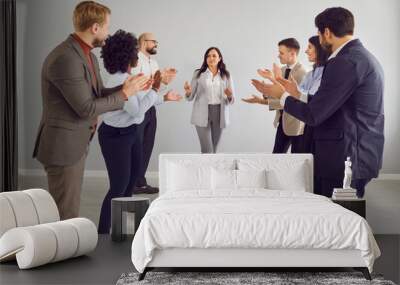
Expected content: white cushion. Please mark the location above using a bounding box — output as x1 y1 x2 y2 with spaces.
238 158 310 192
24 189 59 223
0 218 97 269
42 222 79 262
0 189 98 269
166 162 212 191
64 218 98 257
0 196 17 237
0 226 57 269
0 192 39 227
211 168 237 190
236 169 267 189
266 163 308 191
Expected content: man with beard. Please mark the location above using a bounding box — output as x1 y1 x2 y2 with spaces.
251 7 384 198
33 1 151 219
131 33 177 194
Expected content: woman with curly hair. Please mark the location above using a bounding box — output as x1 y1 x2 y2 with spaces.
97 29 180 234
183 47 235 153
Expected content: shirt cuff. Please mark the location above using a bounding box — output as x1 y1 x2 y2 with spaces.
156 93 164 105
280 92 290 107
300 93 308 103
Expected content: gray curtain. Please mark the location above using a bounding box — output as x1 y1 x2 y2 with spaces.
0 0 18 192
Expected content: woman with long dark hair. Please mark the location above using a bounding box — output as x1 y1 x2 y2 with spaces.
287 35 329 153
184 47 235 153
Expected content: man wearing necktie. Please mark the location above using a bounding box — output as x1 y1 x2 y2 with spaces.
268 38 307 153
252 7 384 198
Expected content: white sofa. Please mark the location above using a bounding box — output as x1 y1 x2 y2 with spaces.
0 189 98 269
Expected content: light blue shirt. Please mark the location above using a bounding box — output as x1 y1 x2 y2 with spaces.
101 72 163 127
281 66 324 106
299 66 324 96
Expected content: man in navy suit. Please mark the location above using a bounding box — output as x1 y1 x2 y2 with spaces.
252 7 384 198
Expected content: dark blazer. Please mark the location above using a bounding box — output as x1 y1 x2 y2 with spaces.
284 39 384 180
33 35 125 166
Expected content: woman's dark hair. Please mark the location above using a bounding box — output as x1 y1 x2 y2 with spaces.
308 36 329 68
101 29 138 74
196 47 230 79
315 7 354 37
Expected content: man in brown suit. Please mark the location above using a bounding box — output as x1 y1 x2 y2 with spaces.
33 1 150 219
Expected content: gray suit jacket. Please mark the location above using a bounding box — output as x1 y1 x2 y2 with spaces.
33 35 125 166
186 70 235 128
269 62 307 136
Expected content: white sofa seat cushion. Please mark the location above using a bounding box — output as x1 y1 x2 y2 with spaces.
0 218 98 269
0 189 60 237
24 189 60 223
0 191 40 227
0 196 17 237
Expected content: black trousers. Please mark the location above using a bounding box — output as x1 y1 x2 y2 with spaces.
136 106 157 187
314 176 371 198
301 125 314 153
272 112 303 153
97 123 142 234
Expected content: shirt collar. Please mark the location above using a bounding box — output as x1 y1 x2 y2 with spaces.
72 33 93 55
139 51 151 61
206 68 220 75
328 38 354 60
287 62 297 70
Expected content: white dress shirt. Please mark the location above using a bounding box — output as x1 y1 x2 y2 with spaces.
131 51 159 76
131 51 164 105
205 69 223 105
101 72 160 127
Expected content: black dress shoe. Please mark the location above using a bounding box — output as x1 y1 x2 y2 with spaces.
133 185 159 194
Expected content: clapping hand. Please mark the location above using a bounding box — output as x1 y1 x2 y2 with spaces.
184 81 192 96
257 69 274 80
224 87 233 98
241 94 268 105
152 70 162 91
161 68 177 85
272 63 282 79
122 73 151 98
251 77 285 99
164 90 182 102
276 74 301 98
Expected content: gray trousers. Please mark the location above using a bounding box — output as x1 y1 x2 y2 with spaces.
43 150 87 220
195 104 223 154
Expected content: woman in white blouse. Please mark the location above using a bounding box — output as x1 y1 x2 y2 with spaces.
184 47 235 153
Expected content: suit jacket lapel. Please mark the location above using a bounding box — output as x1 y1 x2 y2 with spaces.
291 62 301 75
90 53 101 95
68 35 99 96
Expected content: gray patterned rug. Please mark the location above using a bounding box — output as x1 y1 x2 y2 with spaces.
116 271 396 285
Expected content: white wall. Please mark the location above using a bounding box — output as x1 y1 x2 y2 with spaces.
17 0 400 174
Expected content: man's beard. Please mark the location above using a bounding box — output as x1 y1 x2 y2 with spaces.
320 36 333 54
147 47 157 55
92 37 106 48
